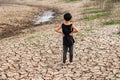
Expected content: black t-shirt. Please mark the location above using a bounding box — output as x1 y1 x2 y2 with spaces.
62 23 75 46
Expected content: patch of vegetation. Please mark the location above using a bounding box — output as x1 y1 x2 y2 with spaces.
64 0 79 2
84 27 97 34
26 35 40 41
25 33 50 41
103 19 120 25
86 9 107 14
92 0 120 3
84 28 93 32
76 32 85 37
82 13 108 21
117 31 120 35
85 8 98 11
76 28 97 37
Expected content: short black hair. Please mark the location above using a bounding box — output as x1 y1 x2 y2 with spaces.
64 13 72 21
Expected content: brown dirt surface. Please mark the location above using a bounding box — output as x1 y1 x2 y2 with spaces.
0 0 120 80
0 0 47 39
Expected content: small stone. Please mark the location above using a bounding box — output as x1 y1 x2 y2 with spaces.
66 77 72 80
37 77 44 80
1 73 7 79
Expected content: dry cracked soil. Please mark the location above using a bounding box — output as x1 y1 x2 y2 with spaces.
0 0 120 80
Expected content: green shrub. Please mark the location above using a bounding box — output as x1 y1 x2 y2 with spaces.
82 13 108 21
117 31 120 35
64 0 79 2
87 9 107 14
103 20 120 25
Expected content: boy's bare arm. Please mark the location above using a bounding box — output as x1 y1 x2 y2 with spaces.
69 25 78 36
71 25 79 33
55 24 62 33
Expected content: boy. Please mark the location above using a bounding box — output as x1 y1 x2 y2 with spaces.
55 13 78 64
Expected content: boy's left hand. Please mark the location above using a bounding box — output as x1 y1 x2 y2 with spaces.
62 33 65 37
69 33 73 36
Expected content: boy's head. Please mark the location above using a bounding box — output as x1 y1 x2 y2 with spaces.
64 13 72 21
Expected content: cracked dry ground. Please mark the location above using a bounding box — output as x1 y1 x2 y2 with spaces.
0 0 120 80
0 24 120 80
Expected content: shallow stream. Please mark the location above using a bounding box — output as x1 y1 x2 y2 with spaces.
34 10 55 25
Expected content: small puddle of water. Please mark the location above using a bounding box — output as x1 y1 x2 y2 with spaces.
34 10 55 25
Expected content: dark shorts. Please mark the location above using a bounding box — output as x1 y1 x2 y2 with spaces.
63 36 75 47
